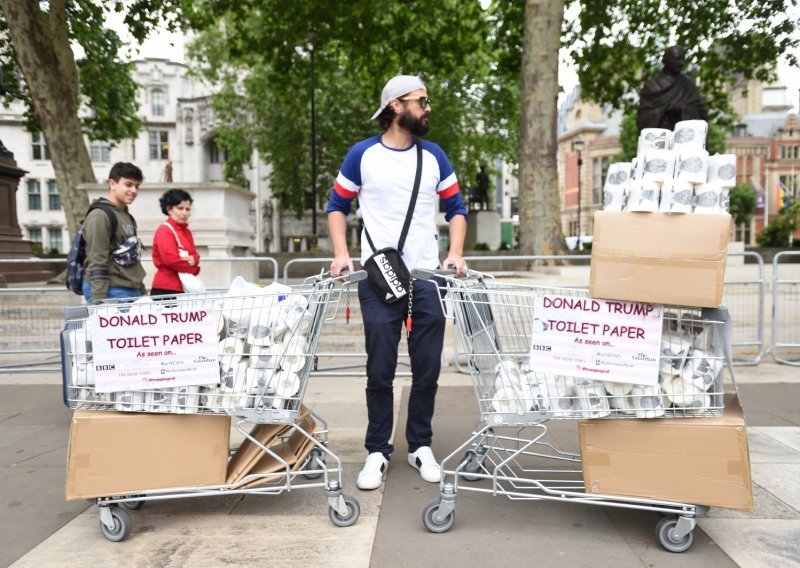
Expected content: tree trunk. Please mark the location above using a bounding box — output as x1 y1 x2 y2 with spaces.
518 0 565 258
0 0 94 239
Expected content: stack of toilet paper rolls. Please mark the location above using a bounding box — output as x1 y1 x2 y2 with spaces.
487 312 724 419
66 282 317 415
602 120 735 214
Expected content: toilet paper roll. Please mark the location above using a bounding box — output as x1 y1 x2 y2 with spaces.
68 327 93 364
681 349 723 391
145 389 175 413
675 149 709 184
540 376 574 417
642 149 676 183
574 380 611 418
638 128 672 154
658 179 694 213
286 293 310 309
269 370 301 408
603 185 627 211
660 336 693 375
631 385 665 418
604 162 633 189
494 360 522 390
76 388 112 406
246 367 274 394
627 179 661 212
608 394 637 415
114 390 145 412
602 381 633 397
672 120 708 151
246 305 280 346
707 154 737 188
247 343 275 369
282 304 313 335
172 385 201 414
271 336 308 373
720 189 730 213
220 362 249 392
490 384 536 414
221 295 256 338
218 337 245 368
662 376 710 409
70 361 95 387
693 182 724 213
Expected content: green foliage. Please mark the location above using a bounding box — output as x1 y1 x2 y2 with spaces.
565 0 799 124
757 200 800 247
472 242 490 251
184 0 518 215
0 1 185 142
729 183 759 226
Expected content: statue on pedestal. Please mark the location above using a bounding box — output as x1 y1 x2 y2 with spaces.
470 164 490 211
636 45 708 132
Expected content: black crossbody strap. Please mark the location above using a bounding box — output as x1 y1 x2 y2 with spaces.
365 139 423 254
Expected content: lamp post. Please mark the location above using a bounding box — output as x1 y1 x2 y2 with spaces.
572 137 585 250
309 41 318 250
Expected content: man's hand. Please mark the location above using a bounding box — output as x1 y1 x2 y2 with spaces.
443 254 467 277
331 254 354 277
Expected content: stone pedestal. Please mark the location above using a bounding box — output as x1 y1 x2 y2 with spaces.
0 156 56 283
465 210 502 251
81 181 258 288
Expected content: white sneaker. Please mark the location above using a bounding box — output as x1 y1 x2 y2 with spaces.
357 452 389 490
408 446 441 483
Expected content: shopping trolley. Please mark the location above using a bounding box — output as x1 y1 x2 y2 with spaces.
416 269 734 553
60 271 366 541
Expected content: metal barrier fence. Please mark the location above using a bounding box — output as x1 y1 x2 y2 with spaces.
0 251 783 374
771 251 800 365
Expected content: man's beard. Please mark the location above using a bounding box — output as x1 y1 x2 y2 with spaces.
398 109 430 136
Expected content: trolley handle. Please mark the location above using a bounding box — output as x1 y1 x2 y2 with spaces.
411 267 457 281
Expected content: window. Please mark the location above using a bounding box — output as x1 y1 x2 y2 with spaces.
48 228 63 253
780 145 799 160
149 130 169 160
27 227 42 244
592 158 609 204
48 179 61 210
209 139 222 164
27 179 41 210
151 88 166 116
734 222 752 245
31 132 50 160
90 140 111 162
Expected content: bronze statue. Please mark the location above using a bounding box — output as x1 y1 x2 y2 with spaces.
471 165 490 211
636 45 708 133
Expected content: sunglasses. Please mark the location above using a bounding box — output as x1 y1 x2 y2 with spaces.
399 96 431 110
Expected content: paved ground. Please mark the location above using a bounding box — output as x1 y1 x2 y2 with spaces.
1 361 799 568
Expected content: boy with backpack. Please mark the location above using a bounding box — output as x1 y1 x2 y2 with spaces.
77 162 147 302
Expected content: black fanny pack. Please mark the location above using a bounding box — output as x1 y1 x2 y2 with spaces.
364 247 411 303
363 139 422 304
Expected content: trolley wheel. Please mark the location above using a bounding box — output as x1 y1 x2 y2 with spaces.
423 500 455 533
460 450 484 482
99 507 132 542
122 496 144 510
656 516 694 553
301 448 325 480
329 494 360 527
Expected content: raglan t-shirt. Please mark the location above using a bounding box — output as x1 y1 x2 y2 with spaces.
326 135 467 271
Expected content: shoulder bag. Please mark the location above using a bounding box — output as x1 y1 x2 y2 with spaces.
162 222 206 293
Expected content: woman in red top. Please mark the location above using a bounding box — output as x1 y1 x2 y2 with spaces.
150 188 201 296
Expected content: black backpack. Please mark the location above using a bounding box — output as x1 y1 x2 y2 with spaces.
65 202 119 295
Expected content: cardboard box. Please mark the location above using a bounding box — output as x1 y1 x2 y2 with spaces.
590 211 730 307
66 410 231 501
579 393 752 510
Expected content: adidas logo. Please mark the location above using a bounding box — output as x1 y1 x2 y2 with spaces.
385 292 394 301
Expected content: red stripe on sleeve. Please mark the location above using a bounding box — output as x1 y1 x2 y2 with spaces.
438 182 460 200
334 182 355 198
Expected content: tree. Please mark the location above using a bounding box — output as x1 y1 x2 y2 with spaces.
517 0 565 256
0 1 182 237
566 1 799 126
185 0 513 221
729 182 758 227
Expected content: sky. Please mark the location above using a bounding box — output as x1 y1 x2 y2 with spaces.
125 18 799 114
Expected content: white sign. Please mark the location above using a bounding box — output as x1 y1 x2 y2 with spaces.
529 295 664 386
91 305 220 393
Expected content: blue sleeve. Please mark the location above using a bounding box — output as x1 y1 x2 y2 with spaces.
326 191 354 215
442 192 469 222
